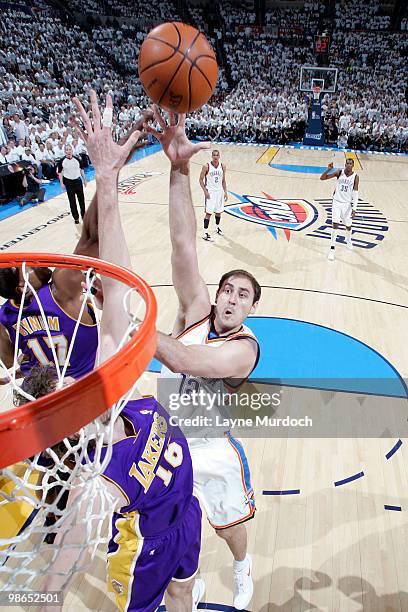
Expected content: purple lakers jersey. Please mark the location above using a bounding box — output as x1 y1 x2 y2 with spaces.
103 396 193 539
0 284 97 378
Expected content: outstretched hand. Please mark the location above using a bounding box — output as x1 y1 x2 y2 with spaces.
144 105 210 166
72 90 142 179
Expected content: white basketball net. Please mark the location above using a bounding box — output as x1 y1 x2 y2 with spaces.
0 263 145 591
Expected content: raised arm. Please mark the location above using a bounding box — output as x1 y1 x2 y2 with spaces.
52 106 151 310
73 90 142 362
145 108 211 332
320 162 341 180
51 192 99 305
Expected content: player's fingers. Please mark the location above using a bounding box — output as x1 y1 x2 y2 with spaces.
194 142 211 153
74 122 88 144
101 94 114 134
152 104 167 130
72 96 92 134
90 90 101 131
134 109 154 132
168 112 176 127
143 123 162 141
124 130 141 158
178 114 186 128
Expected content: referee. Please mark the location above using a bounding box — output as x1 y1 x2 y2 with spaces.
57 144 88 224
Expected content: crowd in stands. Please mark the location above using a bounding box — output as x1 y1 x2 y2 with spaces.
334 0 390 31
265 0 323 35
0 0 407 196
189 1 408 151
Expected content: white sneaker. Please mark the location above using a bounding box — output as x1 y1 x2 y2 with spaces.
202 232 214 242
192 577 205 610
216 227 224 236
328 250 335 261
346 240 353 250
233 554 253 610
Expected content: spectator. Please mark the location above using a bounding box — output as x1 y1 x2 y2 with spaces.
16 165 46 207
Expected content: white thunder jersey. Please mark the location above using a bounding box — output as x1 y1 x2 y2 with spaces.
333 169 356 204
160 310 260 445
205 161 224 192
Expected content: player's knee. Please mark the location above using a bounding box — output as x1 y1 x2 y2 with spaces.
167 578 194 600
215 525 236 541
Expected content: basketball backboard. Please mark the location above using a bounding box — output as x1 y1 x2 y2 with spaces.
299 66 338 93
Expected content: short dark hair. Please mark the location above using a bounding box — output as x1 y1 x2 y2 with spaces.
0 267 20 300
14 364 84 463
14 364 57 406
217 269 261 304
212 149 220 155
346 157 355 164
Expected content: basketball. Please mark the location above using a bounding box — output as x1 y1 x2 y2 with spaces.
138 22 218 114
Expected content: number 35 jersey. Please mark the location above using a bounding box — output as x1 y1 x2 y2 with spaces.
0 283 97 378
333 169 356 205
103 397 194 538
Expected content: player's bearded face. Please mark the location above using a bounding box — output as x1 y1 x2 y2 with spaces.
215 276 257 331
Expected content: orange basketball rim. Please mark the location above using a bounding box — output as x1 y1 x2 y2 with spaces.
0 252 157 468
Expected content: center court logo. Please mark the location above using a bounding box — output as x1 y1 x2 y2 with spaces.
226 191 317 240
118 171 163 195
226 191 389 248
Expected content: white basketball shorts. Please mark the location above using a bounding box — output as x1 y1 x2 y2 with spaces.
332 199 353 226
188 434 256 529
205 190 224 214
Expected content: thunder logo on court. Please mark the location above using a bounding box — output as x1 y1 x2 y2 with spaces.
226 192 389 248
226 191 318 240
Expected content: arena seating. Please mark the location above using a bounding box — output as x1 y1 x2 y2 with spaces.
0 0 406 157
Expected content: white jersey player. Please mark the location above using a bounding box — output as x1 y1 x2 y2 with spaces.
199 149 228 241
146 108 259 610
320 158 359 261
160 306 259 525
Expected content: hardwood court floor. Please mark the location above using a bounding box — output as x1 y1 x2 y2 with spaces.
0 144 407 611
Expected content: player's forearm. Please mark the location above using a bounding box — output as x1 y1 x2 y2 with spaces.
96 174 132 352
75 193 99 256
0 326 15 368
157 331 206 376
319 169 330 180
199 178 207 193
157 332 228 378
169 163 197 249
